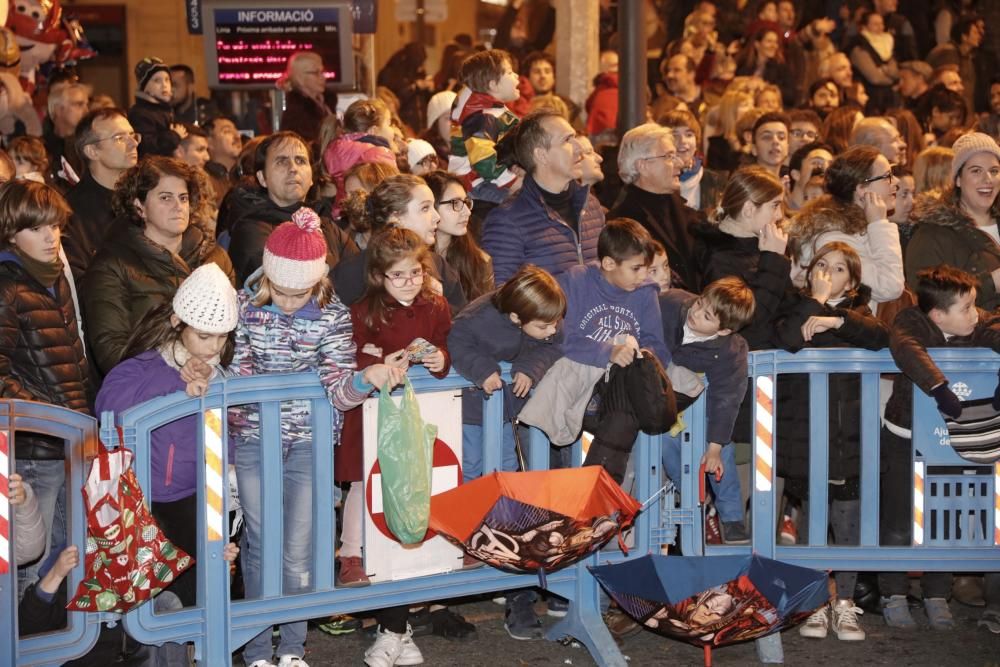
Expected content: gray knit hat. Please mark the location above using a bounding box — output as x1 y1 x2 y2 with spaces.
951 132 1000 182
135 56 169 92
172 264 238 334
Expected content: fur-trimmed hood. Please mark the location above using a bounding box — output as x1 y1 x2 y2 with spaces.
788 194 868 261
908 192 984 229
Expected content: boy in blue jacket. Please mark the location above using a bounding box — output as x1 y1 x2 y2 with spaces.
659 277 755 544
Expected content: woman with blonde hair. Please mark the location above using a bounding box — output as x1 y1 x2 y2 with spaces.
277 51 336 145
705 90 754 172
912 146 955 197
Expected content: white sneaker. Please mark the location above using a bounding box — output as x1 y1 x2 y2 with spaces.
277 656 309 667
364 625 424 667
798 605 829 638
831 599 866 641
247 661 276 667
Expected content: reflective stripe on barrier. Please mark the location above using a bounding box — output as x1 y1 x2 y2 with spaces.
913 461 924 546
204 409 224 543
0 429 9 576
754 375 774 493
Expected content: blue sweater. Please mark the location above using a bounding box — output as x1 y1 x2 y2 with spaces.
558 264 669 368
481 175 604 284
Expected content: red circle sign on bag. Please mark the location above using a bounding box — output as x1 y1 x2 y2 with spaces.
365 437 461 543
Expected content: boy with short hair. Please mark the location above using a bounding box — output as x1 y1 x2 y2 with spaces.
882 265 1000 630
659 277 755 544
448 49 522 212
648 240 671 294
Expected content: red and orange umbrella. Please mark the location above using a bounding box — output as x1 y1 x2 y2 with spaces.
428 467 641 586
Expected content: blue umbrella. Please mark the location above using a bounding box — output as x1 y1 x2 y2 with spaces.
590 554 829 666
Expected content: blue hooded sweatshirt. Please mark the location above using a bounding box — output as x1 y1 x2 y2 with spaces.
558 263 669 368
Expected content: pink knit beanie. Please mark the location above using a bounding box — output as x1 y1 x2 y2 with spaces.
262 207 328 289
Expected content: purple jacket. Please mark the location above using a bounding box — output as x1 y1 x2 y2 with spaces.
96 350 198 503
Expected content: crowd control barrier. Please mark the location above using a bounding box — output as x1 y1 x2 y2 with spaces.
3 350 999 666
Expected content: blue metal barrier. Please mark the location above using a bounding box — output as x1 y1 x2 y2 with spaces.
6 349 1000 666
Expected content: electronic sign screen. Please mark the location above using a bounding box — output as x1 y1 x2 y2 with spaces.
204 1 355 90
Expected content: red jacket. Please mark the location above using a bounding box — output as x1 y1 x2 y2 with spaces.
335 292 452 481
585 72 618 136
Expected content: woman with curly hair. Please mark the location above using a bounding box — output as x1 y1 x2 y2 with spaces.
81 156 234 375
786 145 904 306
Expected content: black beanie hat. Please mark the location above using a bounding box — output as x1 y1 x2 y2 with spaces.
135 56 169 91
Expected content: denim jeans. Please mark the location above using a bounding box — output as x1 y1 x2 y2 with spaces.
661 434 743 523
16 458 66 600
235 440 313 662
462 423 518 483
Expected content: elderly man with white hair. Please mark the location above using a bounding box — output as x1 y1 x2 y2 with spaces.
608 122 702 290
850 116 908 167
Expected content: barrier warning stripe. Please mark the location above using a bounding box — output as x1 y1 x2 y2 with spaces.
204 409 224 542
755 376 774 493
995 462 1000 546
0 430 8 575
913 462 925 546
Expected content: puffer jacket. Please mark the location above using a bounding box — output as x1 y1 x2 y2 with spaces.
81 220 234 376
0 253 92 436
224 185 360 285
128 95 181 159
788 194 904 305
321 132 396 213
905 196 1000 312
481 174 604 284
229 288 371 451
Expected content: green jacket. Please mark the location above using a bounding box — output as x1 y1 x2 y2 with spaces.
905 196 1000 311
81 220 234 376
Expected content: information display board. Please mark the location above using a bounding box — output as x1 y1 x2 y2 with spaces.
203 0 355 89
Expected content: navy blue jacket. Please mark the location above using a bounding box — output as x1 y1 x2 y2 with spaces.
481 175 604 284
660 289 749 445
448 291 563 424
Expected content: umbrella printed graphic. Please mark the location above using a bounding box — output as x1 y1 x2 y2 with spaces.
590 554 829 666
428 467 641 586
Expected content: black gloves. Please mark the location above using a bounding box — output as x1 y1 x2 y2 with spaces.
931 383 962 420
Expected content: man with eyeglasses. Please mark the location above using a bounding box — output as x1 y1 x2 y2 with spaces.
62 108 140 281
609 123 701 291
850 117 907 167
786 109 823 165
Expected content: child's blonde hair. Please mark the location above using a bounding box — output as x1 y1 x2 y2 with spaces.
250 273 334 309
491 265 567 324
362 228 437 329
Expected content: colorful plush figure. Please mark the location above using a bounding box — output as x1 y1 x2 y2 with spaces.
0 26 40 136
5 0 94 91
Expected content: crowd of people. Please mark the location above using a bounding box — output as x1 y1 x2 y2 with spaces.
5 1 1000 666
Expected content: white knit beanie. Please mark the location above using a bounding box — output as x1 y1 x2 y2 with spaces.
951 132 1000 182
407 138 437 168
426 90 457 129
262 207 328 289
172 263 238 334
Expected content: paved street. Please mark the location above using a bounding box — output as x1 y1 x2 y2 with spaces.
296 595 1000 666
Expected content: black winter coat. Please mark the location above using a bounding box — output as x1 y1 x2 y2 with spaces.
128 96 181 159
279 89 336 146
609 184 702 292
448 292 563 424
62 174 114 283
660 289 749 445
771 286 888 486
690 220 792 350
0 254 92 458
224 185 359 286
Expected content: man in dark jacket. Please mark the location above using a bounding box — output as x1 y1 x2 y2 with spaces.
610 122 702 291
62 108 139 282
43 81 89 185
226 131 359 286
481 111 605 285
169 64 219 127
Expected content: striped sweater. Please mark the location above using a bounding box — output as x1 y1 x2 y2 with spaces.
229 289 371 449
447 87 519 202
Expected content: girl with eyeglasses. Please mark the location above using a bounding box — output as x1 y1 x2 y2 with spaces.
786 145 904 308
424 170 494 301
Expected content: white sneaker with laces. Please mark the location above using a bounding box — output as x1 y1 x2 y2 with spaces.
364 625 424 667
798 605 829 638
277 656 309 667
831 599 866 641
